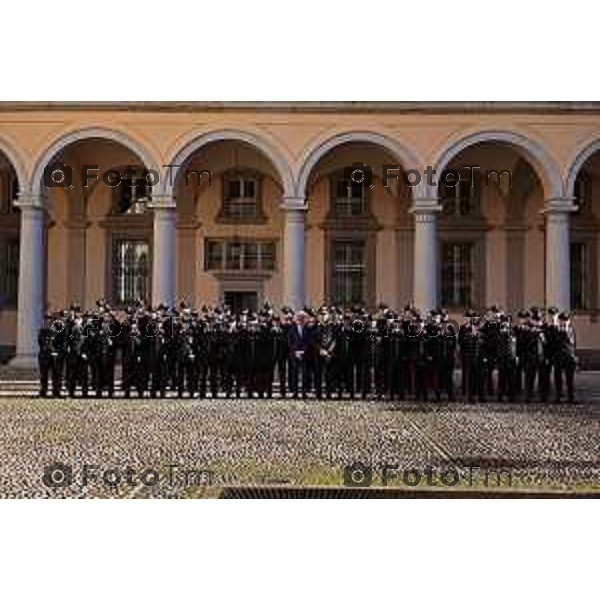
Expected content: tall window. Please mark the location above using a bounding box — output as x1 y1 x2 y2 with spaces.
205 239 276 271
332 240 366 305
442 242 474 307
441 175 479 216
221 173 260 219
333 177 366 216
571 242 588 310
0 240 19 306
112 239 149 305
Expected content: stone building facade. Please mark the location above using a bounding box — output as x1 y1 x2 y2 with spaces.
0 102 599 366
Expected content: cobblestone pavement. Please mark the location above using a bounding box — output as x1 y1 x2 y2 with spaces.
0 373 599 498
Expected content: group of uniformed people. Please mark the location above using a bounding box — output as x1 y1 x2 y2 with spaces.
37 300 578 403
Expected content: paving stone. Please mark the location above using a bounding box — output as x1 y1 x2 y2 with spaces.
0 374 599 497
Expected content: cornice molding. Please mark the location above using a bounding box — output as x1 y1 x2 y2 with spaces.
1 101 600 115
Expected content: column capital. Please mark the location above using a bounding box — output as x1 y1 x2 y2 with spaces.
63 217 92 230
280 196 307 212
541 197 578 215
13 192 45 211
410 197 442 212
410 197 442 221
148 194 177 210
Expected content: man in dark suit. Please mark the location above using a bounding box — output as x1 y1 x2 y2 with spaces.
553 311 577 402
288 310 313 398
38 313 56 397
540 307 560 402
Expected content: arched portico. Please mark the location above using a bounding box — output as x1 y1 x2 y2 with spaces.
0 135 27 195
432 129 563 199
565 138 600 198
294 130 425 199
163 129 296 308
162 128 295 198
0 140 25 363
11 129 160 368
432 130 572 310
295 130 434 310
30 127 160 200
565 138 600 317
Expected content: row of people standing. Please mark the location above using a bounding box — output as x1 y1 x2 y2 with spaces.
37 301 578 402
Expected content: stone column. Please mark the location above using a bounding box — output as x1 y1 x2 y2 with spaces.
66 215 89 307
410 197 442 312
281 196 307 310
176 218 202 307
543 197 577 310
10 196 46 369
149 195 177 308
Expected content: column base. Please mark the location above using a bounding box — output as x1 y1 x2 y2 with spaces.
8 354 38 371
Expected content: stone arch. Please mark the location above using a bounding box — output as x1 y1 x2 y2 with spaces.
162 128 295 198
295 130 426 199
431 129 563 199
565 137 600 197
0 134 27 194
30 127 160 199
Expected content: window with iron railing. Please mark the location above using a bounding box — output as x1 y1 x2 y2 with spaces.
441 242 474 308
331 240 366 305
205 239 276 272
333 177 367 216
221 174 261 219
440 175 480 217
112 239 150 305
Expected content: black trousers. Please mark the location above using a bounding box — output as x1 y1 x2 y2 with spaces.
67 356 89 397
322 358 337 398
39 356 53 396
438 357 455 399
122 356 141 396
200 359 220 397
289 356 310 397
554 357 576 401
461 357 486 401
94 356 115 396
177 357 198 396
43 355 64 397
269 356 288 397
340 355 362 398
387 359 408 399
538 359 553 401
523 358 541 399
497 359 516 401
